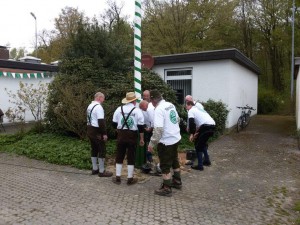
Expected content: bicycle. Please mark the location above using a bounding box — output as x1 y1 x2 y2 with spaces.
236 105 256 132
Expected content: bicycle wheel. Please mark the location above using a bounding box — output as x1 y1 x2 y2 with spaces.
245 114 250 127
237 117 243 132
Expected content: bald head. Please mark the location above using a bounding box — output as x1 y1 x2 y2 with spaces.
143 90 150 102
139 100 149 111
185 95 193 102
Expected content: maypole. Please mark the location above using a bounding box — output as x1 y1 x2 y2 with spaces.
134 0 142 101
134 0 144 168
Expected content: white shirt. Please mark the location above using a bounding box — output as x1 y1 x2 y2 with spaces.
87 101 104 127
195 101 204 110
113 103 144 130
186 101 204 129
188 106 215 129
143 102 155 128
154 100 181 145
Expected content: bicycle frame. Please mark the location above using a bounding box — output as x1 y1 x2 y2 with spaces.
236 105 255 132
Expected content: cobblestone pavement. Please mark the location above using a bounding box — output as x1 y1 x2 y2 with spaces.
0 115 299 225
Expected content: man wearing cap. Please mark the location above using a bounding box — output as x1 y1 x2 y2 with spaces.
112 92 145 185
87 92 113 177
148 90 182 197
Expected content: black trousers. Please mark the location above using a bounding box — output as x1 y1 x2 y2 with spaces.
195 125 215 151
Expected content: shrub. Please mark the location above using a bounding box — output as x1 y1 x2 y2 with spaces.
5 81 49 122
203 99 229 137
46 74 96 139
46 64 179 139
258 88 281 114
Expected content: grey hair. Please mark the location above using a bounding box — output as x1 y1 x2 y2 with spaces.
94 92 104 99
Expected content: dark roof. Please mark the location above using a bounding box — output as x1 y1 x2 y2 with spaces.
0 59 58 72
153 48 260 75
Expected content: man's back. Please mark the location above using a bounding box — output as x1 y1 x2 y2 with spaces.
154 100 181 145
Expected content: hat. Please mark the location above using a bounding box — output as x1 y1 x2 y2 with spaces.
150 90 162 100
122 92 138 104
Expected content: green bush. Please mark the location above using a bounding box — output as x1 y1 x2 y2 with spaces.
46 64 179 139
203 99 229 138
258 88 281 114
46 73 97 139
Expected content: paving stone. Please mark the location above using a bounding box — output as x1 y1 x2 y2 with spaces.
0 115 299 224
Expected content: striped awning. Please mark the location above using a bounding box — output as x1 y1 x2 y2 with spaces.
0 71 54 79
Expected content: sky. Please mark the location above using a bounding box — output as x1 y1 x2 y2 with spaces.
0 0 136 53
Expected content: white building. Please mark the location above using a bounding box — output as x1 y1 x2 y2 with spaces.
0 46 58 123
151 48 260 129
295 57 300 129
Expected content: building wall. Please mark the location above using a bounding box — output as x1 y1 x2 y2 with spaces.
296 70 300 129
227 61 258 128
190 60 231 105
0 76 53 123
152 59 258 128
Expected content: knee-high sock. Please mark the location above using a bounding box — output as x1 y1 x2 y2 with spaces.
99 158 105 173
91 157 98 170
116 164 122 177
127 165 134 178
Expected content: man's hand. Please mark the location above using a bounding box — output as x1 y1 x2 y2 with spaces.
103 135 108 142
139 139 145 146
145 127 152 132
148 145 154 153
189 134 194 142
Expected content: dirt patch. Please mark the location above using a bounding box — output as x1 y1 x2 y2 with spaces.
105 152 191 182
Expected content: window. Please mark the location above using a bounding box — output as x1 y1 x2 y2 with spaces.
165 68 192 104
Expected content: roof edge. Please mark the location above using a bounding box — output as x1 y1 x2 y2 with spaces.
0 59 58 72
153 48 261 75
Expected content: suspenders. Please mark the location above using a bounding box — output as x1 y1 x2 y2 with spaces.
87 104 99 125
121 106 135 130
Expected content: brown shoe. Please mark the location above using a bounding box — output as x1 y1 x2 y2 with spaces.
154 184 172 197
127 177 138 185
91 169 99 175
171 180 182 190
112 176 121 184
98 170 113 177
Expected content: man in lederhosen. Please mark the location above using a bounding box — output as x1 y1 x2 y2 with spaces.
185 101 215 171
87 92 113 177
148 90 182 197
112 92 144 185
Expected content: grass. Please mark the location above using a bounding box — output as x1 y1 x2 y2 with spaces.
0 130 194 170
294 201 300 225
0 132 92 169
269 186 300 224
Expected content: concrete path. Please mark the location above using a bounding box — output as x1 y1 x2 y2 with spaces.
0 115 299 225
